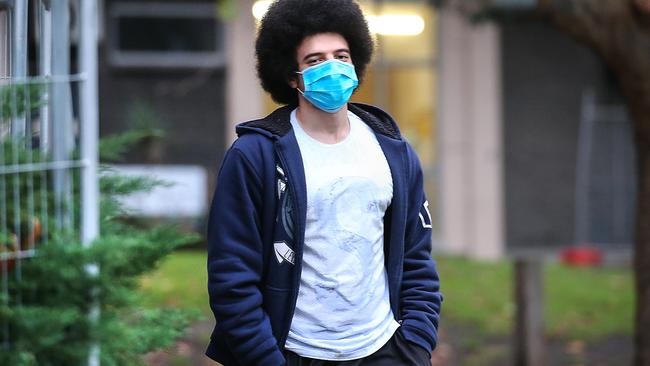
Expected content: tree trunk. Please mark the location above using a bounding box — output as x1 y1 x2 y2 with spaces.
624 69 650 364
635 135 650 366
613 51 650 366
442 1 650 363
532 2 650 364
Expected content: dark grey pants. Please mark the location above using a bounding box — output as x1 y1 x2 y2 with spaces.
285 330 432 366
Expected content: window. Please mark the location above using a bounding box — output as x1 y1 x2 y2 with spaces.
107 2 225 69
353 1 440 240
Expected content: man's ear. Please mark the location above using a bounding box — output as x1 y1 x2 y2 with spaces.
288 76 298 89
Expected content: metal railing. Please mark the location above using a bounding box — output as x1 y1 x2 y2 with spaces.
0 0 99 364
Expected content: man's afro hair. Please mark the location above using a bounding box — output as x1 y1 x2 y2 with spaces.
255 0 374 105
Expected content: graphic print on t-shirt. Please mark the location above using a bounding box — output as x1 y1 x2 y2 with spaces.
301 175 388 310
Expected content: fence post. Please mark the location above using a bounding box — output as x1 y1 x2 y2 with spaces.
51 0 74 230
38 0 52 152
514 258 545 366
11 0 26 138
79 0 100 365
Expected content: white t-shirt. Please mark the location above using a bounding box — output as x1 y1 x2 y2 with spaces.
284 109 399 361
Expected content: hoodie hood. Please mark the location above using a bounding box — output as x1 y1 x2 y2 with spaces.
235 103 402 140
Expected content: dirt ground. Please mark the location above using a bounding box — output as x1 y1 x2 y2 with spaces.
145 320 632 366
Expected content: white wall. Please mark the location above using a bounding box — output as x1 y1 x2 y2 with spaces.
225 0 264 146
438 8 505 260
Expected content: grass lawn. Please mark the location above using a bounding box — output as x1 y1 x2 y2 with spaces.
437 256 634 339
138 251 634 340
139 250 211 318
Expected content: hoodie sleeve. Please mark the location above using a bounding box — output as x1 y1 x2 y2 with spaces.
399 143 443 353
207 146 285 366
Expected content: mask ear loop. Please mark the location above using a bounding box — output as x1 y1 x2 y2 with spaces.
295 71 306 95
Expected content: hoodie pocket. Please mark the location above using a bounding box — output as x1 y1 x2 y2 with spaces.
263 285 293 344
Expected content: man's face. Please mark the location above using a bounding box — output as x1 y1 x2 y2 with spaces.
290 32 353 91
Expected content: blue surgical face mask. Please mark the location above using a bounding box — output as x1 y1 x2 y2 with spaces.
296 59 359 113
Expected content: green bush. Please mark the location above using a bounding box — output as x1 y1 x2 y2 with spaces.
0 131 198 365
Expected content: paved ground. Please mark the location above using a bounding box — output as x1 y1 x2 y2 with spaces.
432 322 632 366
145 320 632 366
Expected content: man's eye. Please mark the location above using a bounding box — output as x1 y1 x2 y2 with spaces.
337 55 350 60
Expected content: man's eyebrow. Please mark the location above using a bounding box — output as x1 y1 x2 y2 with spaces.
302 48 350 62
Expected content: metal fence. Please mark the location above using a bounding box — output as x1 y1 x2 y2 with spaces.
0 0 99 364
574 90 636 249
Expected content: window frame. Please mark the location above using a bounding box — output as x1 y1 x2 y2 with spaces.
107 2 225 69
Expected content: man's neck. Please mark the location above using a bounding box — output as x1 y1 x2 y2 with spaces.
295 98 350 144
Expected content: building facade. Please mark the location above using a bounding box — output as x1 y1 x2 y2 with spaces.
0 0 624 259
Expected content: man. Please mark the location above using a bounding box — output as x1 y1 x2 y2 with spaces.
206 1 442 365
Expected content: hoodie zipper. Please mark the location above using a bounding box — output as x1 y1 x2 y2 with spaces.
275 146 304 349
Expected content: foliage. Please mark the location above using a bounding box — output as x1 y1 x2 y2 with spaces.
99 130 163 163
0 83 47 120
216 0 238 20
0 139 53 242
125 102 166 139
0 129 199 365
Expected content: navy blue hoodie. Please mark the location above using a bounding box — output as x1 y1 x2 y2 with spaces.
206 103 442 365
